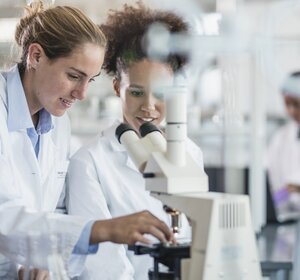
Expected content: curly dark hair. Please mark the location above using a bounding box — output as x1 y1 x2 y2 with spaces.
100 2 189 80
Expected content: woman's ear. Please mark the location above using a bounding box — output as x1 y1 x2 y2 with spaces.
113 77 120 97
27 43 45 70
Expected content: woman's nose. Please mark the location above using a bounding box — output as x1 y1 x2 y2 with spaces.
72 83 88 101
141 95 156 112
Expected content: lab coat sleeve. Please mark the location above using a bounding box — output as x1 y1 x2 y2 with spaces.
0 155 92 278
66 148 134 279
0 204 90 274
266 129 284 192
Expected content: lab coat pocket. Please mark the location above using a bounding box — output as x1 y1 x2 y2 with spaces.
43 160 69 211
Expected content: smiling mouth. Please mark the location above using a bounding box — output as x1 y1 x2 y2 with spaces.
136 117 156 123
59 98 75 107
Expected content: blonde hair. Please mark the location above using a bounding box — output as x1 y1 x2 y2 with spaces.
15 0 106 71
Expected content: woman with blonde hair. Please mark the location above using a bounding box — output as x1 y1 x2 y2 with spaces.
0 1 173 279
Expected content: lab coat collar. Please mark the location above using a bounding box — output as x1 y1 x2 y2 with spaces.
6 65 33 131
104 120 127 152
6 65 53 133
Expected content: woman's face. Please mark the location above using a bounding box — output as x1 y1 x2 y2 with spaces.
115 59 174 134
284 94 300 124
26 42 105 116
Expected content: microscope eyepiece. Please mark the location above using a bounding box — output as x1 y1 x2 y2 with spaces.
139 122 161 137
115 123 137 144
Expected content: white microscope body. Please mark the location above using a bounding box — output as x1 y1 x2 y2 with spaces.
116 85 262 280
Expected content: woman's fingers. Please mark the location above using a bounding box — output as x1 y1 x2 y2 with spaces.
91 210 173 245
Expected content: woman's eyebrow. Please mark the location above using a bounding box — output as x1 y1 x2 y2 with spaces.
128 84 144 89
69 67 101 78
69 67 87 77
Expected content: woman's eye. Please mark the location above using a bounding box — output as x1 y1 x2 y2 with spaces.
130 90 144 97
68 74 80 81
89 78 95 83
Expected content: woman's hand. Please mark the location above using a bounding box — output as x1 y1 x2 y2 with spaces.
18 268 50 280
90 210 174 245
287 184 300 193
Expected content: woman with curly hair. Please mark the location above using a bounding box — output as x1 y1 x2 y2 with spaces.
67 3 205 279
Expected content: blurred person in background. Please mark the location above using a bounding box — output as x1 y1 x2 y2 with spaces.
267 71 300 218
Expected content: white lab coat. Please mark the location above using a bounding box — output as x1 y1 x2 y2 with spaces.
266 120 300 212
0 68 91 278
67 121 204 280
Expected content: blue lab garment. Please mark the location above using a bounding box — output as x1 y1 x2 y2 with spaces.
72 220 98 254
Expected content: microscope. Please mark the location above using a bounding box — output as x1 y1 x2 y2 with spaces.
115 85 262 280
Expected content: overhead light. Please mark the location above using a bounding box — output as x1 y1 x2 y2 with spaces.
0 18 19 42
